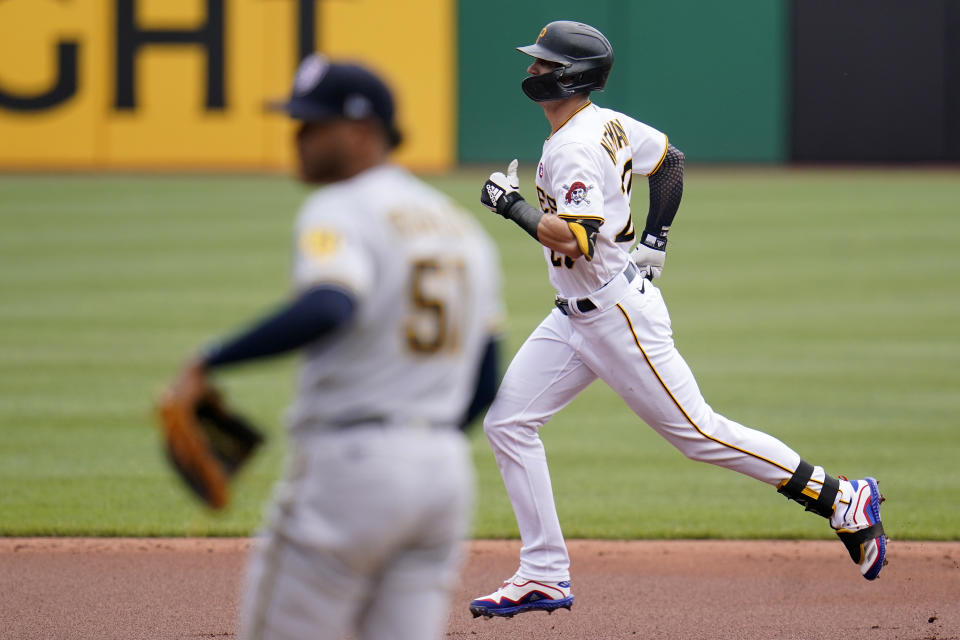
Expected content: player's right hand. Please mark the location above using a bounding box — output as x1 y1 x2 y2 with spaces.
630 240 666 280
481 159 521 216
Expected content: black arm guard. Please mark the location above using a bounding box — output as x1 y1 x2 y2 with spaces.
499 194 543 242
641 144 684 249
481 178 543 241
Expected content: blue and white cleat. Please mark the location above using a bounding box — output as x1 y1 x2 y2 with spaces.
469 574 574 618
831 476 887 580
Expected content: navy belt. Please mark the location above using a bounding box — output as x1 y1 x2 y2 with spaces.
327 416 450 431
329 415 388 428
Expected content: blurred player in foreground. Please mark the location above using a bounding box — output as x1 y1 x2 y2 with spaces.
162 53 504 639
469 20 886 619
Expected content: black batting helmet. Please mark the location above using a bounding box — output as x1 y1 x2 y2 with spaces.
517 21 614 102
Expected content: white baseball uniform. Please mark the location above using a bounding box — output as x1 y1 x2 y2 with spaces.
483 102 831 581
239 164 504 640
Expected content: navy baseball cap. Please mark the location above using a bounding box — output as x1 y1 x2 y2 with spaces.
270 53 403 148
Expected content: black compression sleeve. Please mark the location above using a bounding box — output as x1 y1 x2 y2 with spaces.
202 286 356 369
641 144 685 248
501 195 543 241
460 336 501 430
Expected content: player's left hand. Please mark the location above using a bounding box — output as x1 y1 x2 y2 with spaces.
164 359 212 408
155 359 264 509
481 159 522 216
631 241 666 280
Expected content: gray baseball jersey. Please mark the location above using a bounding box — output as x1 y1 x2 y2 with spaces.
287 163 504 432
240 163 504 640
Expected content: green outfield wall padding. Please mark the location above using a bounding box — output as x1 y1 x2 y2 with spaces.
458 1 788 163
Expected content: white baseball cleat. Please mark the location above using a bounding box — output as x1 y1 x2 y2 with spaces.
831 476 887 580
469 574 574 618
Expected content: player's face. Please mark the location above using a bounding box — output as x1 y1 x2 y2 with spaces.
295 119 353 184
527 58 562 76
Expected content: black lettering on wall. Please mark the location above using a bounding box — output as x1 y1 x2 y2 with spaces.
296 0 317 63
115 0 225 110
0 41 78 111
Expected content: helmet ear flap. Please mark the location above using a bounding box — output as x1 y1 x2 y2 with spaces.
520 62 610 103
522 67 572 102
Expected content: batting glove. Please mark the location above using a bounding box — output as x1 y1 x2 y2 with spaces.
480 159 522 217
631 236 666 280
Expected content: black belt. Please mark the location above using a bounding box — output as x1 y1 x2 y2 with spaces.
554 263 638 316
554 297 596 315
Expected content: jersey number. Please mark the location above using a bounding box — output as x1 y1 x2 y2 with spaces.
550 251 575 269
537 187 575 269
615 158 635 243
406 258 466 354
620 158 633 196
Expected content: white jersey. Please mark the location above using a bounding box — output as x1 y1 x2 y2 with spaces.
286 164 503 432
534 101 668 298
485 100 836 590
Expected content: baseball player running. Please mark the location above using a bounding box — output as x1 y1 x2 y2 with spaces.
163 54 504 640
469 21 886 619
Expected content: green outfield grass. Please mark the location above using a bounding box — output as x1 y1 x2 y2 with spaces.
1 168 958 539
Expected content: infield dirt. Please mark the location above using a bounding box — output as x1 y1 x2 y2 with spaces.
1 538 957 639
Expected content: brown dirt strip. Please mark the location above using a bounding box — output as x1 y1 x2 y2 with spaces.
0 538 957 639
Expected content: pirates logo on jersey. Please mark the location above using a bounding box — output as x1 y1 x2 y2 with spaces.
562 181 593 206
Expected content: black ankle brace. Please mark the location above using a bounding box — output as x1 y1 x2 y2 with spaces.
776 460 839 519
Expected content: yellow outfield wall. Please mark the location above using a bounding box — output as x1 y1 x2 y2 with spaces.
0 0 455 171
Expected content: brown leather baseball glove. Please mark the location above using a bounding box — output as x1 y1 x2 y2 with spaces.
155 383 264 509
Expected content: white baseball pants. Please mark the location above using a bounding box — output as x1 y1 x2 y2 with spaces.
484 278 826 581
238 426 473 640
